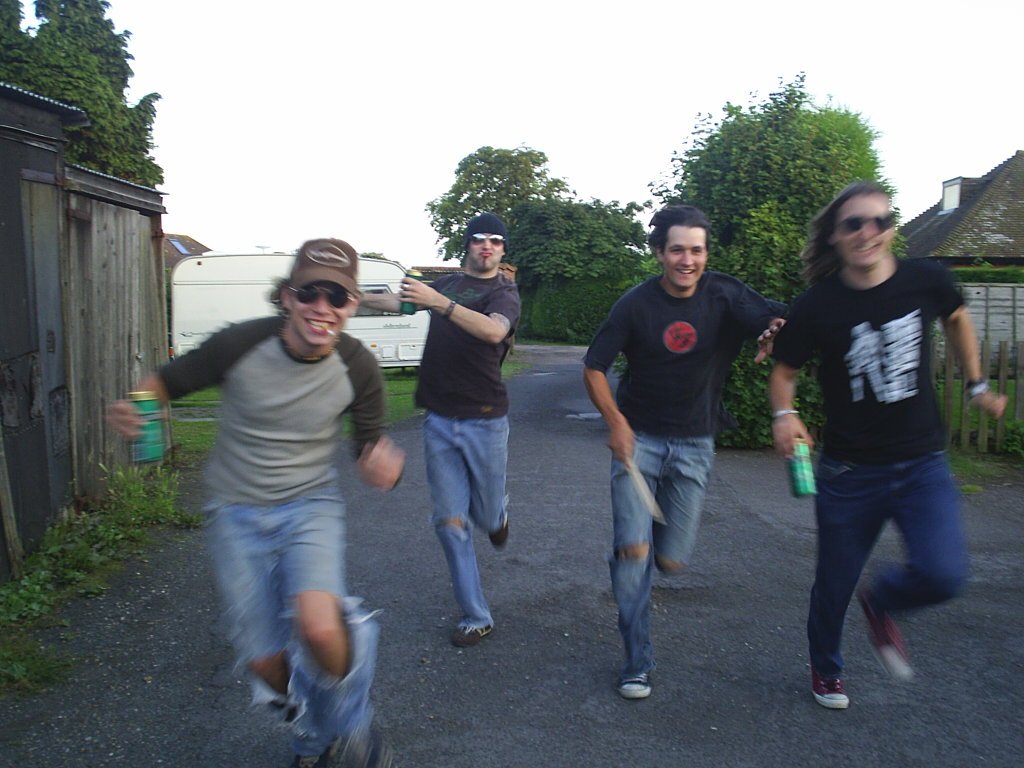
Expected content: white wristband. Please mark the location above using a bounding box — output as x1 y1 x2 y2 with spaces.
772 409 799 420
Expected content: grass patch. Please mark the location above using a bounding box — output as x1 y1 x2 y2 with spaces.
168 359 532 464
0 465 197 696
947 446 1021 488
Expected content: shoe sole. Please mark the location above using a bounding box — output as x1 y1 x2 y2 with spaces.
813 692 849 709
618 685 652 700
873 645 915 682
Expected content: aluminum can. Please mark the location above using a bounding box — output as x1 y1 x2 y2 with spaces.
788 439 816 497
128 391 165 464
399 269 423 315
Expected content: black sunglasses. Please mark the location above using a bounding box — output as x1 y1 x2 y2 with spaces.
289 284 350 308
836 213 895 235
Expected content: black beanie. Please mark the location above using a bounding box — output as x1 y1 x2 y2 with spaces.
463 212 508 251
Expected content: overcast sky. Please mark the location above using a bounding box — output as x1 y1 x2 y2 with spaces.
25 1 1022 266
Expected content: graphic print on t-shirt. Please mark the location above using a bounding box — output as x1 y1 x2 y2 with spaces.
663 321 697 354
844 309 921 404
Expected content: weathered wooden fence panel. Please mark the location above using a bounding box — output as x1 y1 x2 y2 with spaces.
936 337 1020 453
64 168 166 500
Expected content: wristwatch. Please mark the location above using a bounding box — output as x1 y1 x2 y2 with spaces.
966 379 990 398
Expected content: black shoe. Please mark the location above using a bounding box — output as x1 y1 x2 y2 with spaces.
450 624 493 647
488 515 509 548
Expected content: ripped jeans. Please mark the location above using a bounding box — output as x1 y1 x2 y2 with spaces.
609 433 715 680
204 486 379 756
424 411 509 630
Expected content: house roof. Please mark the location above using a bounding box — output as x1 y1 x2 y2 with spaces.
901 150 1024 262
163 234 211 268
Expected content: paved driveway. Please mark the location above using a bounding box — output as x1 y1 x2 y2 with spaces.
1 344 1021 767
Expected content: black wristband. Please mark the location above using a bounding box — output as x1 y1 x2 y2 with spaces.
443 300 457 318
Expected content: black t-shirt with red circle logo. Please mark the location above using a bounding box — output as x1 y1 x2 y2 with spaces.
584 272 784 437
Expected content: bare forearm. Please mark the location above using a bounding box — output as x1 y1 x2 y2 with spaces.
444 302 510 344
942 306 982 380
360 293 402 313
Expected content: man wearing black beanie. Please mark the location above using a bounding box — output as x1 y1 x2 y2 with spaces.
362 212 520 647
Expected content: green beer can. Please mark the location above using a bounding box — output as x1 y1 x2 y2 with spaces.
129 391 165 464
399 269 423 315
789 439 816 497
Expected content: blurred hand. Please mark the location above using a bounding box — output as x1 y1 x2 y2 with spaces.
771 412 814 458
357 436 405 491
971 390 1008 420
755 318 786 364
105 399 144 439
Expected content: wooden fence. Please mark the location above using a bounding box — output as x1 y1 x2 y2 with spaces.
936 340 1023 453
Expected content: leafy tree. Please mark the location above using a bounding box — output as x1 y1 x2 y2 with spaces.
509 196 649 290
656 75 886 447
0 0 162 186
426 146 570 261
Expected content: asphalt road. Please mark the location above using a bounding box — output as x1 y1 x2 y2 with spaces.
1 344 1021 767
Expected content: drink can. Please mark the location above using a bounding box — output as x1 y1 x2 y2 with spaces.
128 391 165 464
788 438 816 497
399 269 423 315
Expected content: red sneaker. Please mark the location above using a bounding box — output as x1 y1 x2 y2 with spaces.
858 588 914 681
811 666 849 709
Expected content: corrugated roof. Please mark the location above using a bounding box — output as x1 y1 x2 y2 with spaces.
0 80 89 126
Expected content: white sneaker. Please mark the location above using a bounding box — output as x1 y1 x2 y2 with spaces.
618 673 652 699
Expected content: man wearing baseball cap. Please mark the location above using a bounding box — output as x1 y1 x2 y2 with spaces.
107 238 402 767
361 212 520 647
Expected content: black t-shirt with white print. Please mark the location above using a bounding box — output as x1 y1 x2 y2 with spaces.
772 259 963 463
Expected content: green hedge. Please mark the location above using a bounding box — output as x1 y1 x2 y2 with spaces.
523 278 638 344
951 266 1024 284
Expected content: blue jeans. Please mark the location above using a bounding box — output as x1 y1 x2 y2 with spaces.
608 433 715 680
424 411 509 630
808 451 967 678
204 486 379 756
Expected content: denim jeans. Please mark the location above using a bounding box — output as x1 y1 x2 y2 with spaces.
808 451 966 678
204 486 378 756
608 432 715 680
424 411 509 629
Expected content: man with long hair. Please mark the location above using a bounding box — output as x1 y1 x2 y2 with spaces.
769 182 1006 709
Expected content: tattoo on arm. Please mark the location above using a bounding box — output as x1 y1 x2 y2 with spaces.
490 313 511 334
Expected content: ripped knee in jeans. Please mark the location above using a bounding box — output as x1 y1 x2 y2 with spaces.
616 543 649 561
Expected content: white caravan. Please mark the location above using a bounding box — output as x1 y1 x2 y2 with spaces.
170 253 428 367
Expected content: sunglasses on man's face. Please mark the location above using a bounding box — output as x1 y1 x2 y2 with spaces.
289 284 350 308
836 213 896 235
470 233 505 245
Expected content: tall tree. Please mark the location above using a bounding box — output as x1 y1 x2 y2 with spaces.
426 146 570 261
0 0 162 186
656 75 886 446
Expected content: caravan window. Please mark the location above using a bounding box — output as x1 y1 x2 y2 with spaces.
357 285 401 317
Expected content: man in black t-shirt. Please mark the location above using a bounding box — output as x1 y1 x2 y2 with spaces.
362 213 520 648
583 205 784 700
770 182 1006 710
